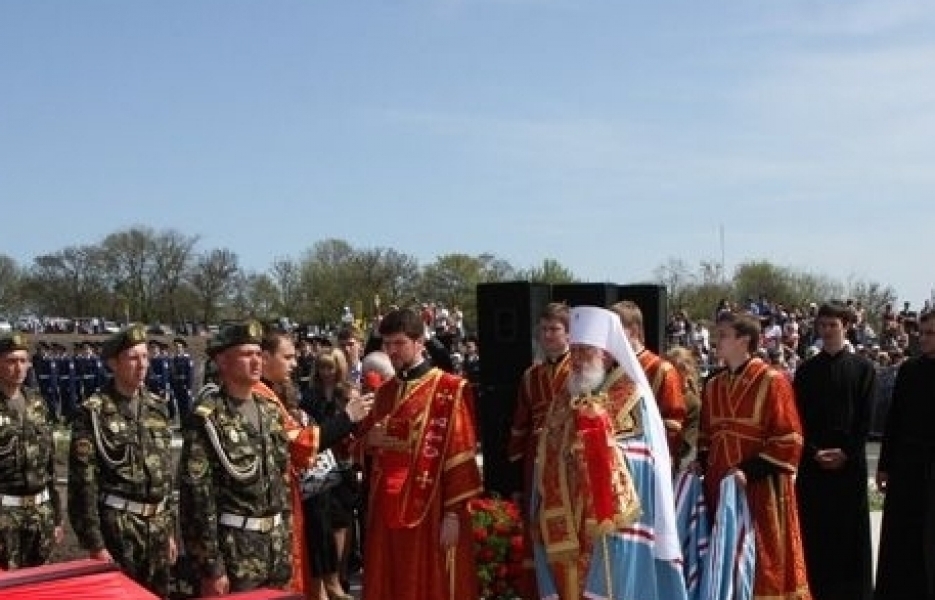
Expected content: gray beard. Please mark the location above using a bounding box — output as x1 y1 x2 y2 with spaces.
566 363 606 397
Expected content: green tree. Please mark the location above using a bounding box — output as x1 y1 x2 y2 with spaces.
348 247 420 320
298 238 359 326
520 258 578 284
846 277 898 333
419 253 516 328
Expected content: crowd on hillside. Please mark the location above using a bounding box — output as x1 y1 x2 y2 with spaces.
664 296 933 434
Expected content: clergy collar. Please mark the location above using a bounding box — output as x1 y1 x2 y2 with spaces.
398 359 432 382
729 357 753 376
546 350 569 366
821 346 847 358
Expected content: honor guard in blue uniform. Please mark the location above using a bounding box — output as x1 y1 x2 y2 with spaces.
74 341 105 401
32 343 60 420
170 337 194 421
95 341 114 388
56 344 78 422
146 340 172 401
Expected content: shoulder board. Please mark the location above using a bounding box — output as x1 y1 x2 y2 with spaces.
144 389 168 403
83 394 103 410
253 390 277 404
193 403 215 419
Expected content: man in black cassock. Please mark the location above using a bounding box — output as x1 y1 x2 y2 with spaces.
874 309 935 600
794 301 874 600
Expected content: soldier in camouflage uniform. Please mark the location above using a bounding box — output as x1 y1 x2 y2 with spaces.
0 333 64 569
68 324 177 598
178 320 292 596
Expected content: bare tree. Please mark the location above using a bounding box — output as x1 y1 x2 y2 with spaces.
151 230 200 324
100 227 159 321
269 257 303 319
234 271 280 319
23 245 110 318
187 248 242 325
0 254 23 315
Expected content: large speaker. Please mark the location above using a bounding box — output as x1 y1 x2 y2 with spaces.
616 283 668 353
477 281 551 388
551 282 620 309
476 281 551 496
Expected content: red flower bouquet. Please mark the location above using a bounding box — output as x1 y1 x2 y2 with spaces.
468 496 525 600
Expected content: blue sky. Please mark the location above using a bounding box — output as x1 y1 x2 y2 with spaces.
2 1 933 306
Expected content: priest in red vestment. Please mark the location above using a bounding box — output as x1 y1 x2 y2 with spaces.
356 308 482 600
612 300 687 466
697 311 812 599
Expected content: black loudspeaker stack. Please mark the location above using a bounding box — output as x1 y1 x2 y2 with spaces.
475 282 551 496
616 284 668 354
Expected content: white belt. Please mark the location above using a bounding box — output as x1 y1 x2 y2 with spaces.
219 512 283 533
101 493 167 518
0 489 50 508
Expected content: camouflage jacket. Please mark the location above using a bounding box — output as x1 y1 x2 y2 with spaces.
0 386 62 522
178 388 291 578
68 384 174 551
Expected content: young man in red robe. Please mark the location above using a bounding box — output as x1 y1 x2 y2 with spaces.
697 311 812 599
612 300 687 467
506 302 572 598
254 328 373 600
356 308 482 600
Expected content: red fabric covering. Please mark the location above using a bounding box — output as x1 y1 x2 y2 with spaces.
226 589 303 599
0 565 158 600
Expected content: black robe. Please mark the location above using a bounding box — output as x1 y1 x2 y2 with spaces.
874 355 935 600
794 349 875 600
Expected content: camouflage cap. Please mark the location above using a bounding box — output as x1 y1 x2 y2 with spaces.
0 333 29 355
101 324 148 360
207 319 264 358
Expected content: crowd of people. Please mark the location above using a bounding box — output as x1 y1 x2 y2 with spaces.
0 295 933 600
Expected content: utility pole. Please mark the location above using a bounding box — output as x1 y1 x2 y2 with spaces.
719 223 726 282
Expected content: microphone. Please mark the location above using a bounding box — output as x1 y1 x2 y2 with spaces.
363 371 386 393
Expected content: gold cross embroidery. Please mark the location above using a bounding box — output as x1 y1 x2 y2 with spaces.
416 471 434 489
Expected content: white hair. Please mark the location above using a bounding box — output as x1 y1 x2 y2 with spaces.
361 350 394 378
